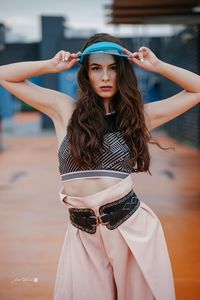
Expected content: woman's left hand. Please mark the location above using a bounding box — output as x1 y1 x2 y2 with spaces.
123 46 161 72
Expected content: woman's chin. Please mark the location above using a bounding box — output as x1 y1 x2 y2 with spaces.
98 91 115 98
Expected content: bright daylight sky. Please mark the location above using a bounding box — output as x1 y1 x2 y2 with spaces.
0 0 184 42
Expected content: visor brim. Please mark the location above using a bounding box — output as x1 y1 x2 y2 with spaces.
79 50 129 64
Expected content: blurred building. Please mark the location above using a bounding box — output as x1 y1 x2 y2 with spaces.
105 0 200 148
0 13 199 148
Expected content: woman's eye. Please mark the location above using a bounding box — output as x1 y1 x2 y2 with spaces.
110 66 117 70
91 67 99 71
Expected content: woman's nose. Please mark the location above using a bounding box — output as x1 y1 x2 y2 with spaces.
102 70 109 81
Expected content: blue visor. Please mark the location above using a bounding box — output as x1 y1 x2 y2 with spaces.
79 41 129 64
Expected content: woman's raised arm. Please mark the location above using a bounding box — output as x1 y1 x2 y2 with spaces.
123 46 200 131
0 50 81 122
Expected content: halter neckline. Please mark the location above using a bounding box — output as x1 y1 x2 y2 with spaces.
105 111 116 116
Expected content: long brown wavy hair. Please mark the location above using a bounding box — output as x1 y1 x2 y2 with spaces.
67 33 172 175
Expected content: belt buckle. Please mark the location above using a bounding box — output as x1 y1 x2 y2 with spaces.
98 213 109 225
90 213 109 226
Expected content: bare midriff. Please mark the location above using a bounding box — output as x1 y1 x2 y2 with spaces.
62 177 122 197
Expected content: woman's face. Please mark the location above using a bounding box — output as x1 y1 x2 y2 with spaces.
88 54 118 101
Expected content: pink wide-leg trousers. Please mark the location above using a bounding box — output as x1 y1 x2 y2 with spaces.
54 174 176 300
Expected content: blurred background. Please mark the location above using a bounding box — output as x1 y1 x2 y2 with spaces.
0 0 200 145
0 1 199 300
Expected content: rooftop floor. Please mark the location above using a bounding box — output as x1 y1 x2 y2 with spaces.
0 112 199 300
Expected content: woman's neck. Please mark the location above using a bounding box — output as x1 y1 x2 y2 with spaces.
104 102 114 114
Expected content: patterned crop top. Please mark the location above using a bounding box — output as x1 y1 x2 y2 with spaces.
58 112 134 182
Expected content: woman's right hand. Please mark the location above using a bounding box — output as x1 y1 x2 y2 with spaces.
49 50 82 73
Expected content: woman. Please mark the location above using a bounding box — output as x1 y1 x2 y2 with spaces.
0 33 199 300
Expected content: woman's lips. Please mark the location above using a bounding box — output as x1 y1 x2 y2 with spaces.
100 86 112 91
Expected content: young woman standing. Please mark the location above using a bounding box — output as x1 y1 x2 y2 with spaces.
0 33 199 300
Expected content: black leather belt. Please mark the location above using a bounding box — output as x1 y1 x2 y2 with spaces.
68 189 140 234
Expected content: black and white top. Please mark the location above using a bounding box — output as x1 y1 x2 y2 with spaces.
58 112 134 182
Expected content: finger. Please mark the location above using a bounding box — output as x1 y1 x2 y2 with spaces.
76 51 82 56
131 51 144 62
68 58 80 67
138 51 144 62
69 53 77 60
70 51 82 58
128 53 144 66
68 52 82 62
139 46 148 52
139 47 149 58
62 52 70 62
129 52 140 59
122 48 132 56
129 56 143 66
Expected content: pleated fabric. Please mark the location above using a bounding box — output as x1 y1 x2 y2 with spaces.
54 174 176 300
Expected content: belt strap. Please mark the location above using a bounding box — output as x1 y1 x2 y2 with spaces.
69 190 140 234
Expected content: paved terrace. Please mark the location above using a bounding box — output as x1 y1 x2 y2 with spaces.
0 112 199 300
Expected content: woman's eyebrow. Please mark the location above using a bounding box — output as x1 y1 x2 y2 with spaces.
89 63 117 66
